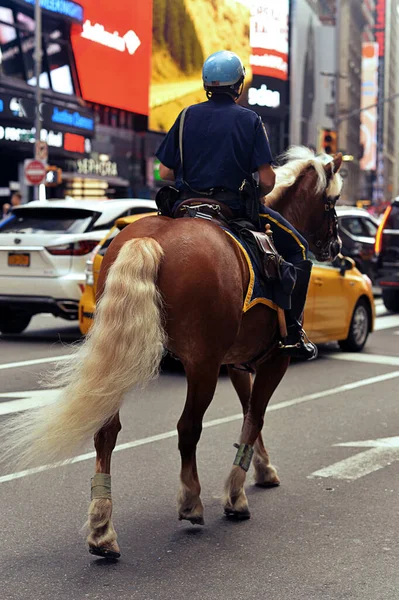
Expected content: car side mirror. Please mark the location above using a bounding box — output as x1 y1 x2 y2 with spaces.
333 255 354 276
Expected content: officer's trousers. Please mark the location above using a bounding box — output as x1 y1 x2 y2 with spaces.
259 206 309 266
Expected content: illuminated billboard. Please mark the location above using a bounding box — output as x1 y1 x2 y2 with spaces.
150 0 290 133
71 1 152 115
249 1 289 81
360 43 378 171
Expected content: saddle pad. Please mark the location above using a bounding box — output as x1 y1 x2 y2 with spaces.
223 230 280 313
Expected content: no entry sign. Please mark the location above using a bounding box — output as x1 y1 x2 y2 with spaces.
24 159 47 186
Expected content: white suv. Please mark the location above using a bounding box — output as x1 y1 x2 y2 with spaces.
0 199 157 334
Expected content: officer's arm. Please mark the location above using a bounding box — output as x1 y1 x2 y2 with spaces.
159 163 175 182
258 163 276 196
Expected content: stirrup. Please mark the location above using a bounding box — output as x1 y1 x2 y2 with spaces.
278 329 318 360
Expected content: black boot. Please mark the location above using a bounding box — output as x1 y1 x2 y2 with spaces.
279 259 318 360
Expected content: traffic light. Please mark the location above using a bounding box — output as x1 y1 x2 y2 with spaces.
320 128 338 155
45 166 62 187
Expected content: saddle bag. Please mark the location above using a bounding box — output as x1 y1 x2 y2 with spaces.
248 230 281 281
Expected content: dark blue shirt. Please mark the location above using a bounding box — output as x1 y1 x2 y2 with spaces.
156 95 273 204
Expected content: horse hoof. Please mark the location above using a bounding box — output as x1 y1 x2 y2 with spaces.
224 507 251 520
255 480 281 488
179 513 205 526
89 545 121 560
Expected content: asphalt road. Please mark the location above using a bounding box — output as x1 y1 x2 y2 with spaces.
0 305 399 600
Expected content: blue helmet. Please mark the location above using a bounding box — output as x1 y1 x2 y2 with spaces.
202 51 245 96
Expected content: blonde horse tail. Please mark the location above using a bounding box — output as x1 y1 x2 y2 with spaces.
4 237 165 468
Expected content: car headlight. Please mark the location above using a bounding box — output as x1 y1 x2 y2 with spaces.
362 274 372 287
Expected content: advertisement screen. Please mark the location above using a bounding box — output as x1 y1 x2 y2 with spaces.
250 1 289 81
71 1 152 115
360 43 378 171
150 0 290 133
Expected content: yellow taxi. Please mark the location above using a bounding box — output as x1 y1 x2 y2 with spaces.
79 213 157 335
79 217 375 352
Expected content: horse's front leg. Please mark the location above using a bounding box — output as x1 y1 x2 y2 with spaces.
177 362 219 525
224 355 289 518
227 366 280 487
87 412 122 558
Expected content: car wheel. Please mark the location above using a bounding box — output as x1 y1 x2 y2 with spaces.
382 289 399 312
339 299 370 352
0 310 32 335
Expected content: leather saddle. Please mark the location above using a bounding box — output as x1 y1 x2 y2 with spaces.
173 199 281 282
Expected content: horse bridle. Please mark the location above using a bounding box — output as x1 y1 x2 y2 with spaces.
303 193 339 255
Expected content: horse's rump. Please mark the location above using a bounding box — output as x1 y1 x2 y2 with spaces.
102 216 277 366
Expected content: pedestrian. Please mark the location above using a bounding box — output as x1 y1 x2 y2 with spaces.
2 191 22 219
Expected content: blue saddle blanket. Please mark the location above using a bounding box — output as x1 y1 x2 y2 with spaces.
223 228 296 312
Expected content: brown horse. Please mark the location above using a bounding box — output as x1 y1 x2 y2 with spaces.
5 147 343 559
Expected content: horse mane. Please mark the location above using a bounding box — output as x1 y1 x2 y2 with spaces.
266 146 343 203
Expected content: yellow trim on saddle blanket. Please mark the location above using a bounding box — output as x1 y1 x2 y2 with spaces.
260 213 307 260
224 231 278 313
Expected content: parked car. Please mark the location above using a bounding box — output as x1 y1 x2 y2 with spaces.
79 216 375 352
0 199 157 334
374 197 399 311
336 206 379 278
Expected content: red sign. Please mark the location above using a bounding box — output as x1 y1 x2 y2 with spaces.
24 159 47 186
71 1 153 115
375 0 386 57
64 133 86 153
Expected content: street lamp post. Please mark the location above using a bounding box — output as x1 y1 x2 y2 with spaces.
33 0 42 201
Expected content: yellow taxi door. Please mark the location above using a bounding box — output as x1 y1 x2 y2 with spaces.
308 261 352 342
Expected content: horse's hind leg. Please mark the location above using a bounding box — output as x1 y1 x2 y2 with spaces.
224 355 289 518
87 412 122 559
177 361 220 525
227 366 280 487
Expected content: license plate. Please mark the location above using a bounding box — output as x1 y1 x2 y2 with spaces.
8 252 30 267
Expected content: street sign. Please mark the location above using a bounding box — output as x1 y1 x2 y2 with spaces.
24 159 47 186
309 436 399 481
35 140 48 163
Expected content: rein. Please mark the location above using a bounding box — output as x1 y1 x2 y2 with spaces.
301 193 338 254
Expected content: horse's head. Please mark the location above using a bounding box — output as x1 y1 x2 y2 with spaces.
302 153 343 261
266 147 344 262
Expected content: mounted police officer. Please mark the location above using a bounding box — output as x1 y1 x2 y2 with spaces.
156 50 317 360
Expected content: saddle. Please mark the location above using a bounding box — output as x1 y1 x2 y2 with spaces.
175 200 282 284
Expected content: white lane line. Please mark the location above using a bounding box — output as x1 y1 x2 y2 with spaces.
1 369 399 484
0 390 61 416
325 352 399 367
0 355 71 371
374 315 399 331
375 304 387 317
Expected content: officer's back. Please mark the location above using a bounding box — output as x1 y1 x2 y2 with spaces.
156 50 275 208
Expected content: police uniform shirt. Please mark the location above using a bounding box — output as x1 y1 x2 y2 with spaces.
156 94 273 209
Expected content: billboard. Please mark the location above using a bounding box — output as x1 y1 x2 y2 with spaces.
150 0 290 133
249 1 289 81
360 43 378 171
71 1 152 115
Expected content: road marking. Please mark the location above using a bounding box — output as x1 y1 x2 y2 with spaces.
374 315 399 331
325 352 399 367
1 369 399 484
375 303 386 317
0 390 61 416
0 355 70 371
309 437 399 480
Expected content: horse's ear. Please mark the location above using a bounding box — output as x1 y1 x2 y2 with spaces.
324 153 343 179
333 152 343 172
